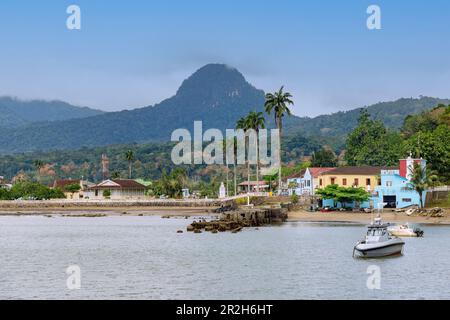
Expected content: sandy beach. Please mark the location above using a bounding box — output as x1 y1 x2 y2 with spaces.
0 206 213 217
288 209 450 225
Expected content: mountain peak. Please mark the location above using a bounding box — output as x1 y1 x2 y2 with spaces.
176 64 255 98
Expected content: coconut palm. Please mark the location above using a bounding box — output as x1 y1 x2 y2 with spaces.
245 111 266 192
125 150 135 179
264 86 294 194
404 163 438 208
236 117 251 194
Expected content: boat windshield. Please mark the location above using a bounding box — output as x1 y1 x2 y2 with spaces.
367 228 387 237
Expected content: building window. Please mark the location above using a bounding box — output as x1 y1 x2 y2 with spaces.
386 181 393 187
331 178 336 184
319 179 323 186
402 198 412 203
378 179 381 186
354 178 359 186
343 178 347 186
366 178 371 186
307 180 310 187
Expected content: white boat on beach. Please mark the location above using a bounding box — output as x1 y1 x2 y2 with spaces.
388 223 424 237
353 216 405 258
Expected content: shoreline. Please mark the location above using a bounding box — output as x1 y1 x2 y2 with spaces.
287 210 450 225
0 206 213 217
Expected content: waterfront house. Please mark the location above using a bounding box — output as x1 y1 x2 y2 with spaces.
53 179 95 199
320 157 428 209
318 166 397 192
287 167 335 196
84 179 147 200
372 157 428 209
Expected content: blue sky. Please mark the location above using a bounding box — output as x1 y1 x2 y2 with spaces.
0 0 449 116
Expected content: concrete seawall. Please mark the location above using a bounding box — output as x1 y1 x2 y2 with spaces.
0 199 223 209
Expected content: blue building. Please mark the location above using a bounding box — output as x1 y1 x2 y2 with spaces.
321 157 427 209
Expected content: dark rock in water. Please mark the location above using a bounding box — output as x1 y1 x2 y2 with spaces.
177 230 183 234
161 215 170 219
186 207 287 234
194 229 202 234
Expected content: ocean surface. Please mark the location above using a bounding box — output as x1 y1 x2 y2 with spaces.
0 215 449 300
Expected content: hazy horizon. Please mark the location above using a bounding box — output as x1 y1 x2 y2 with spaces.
1 0 449 116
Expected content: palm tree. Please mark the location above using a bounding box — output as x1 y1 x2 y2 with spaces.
33 160 44 183
125 150 135 179
245 111 266 192
236 117 251 194
264 86 294 194
404 163 438 208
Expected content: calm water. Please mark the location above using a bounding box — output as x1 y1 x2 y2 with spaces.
0 215 449 300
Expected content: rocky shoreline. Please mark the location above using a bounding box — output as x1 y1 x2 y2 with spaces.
186 207 289 233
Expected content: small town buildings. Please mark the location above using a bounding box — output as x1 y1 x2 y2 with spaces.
287 167 335 196
372 157 427 209
52 179 95 199
84 179 147 200
321 157 428 209
318 166 397 192
238 181 270 193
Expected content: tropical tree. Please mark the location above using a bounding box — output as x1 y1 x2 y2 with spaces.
311 148 338 167
33 160 44 182
264 86 294 194
236 116 251 194
245 111 266 192
404 163 438 208
345 110 402 166
316 184 370 208
125 150 135 179
111 171 121 179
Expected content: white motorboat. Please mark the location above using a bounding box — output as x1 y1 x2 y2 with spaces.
353 217 405 258
388 223 424 237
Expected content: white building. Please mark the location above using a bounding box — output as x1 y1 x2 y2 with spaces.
84 179 147 200
287 167 335 196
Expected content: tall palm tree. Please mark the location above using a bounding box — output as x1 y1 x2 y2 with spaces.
264 86 294 194
125 150 135 179
33 160 44 183
404 163 438 208
236 117 251 194
245 111 266 192
233 136 238 196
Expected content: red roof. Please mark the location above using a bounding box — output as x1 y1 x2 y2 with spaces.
308 167 336 177
323 166 398 176
89 179 147 190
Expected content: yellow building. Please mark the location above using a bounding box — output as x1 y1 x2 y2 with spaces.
318 166 397 192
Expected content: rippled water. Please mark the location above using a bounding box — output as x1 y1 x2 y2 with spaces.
0 215 449 300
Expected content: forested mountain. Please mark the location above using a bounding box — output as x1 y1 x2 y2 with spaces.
0 64 266 153
0 97 104 128
284 97 450 139
0 63 447 154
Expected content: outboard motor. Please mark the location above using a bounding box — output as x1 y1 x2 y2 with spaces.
414 228 424 237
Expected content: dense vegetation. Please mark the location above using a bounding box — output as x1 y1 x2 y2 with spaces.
316 184 371 208
0 63 446 153
344 105 450 184
0 182 65 200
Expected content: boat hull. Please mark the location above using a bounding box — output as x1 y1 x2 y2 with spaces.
354 239 405 258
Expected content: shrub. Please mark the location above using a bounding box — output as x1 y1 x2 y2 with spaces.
290 193 299 204
103 190 111 198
